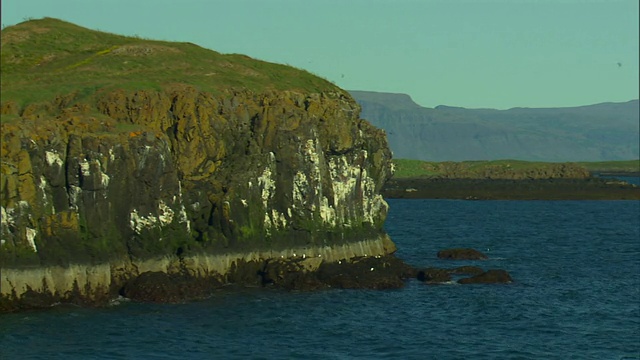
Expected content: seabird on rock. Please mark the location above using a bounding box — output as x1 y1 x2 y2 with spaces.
370 267 374 271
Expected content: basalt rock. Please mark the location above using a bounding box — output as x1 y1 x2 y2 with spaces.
1 20 400 311
416 267 452 284
0 88 395 310
457 269 513 284
437 248 488 260
415 265 483 284
259 255 416 291
120 271 223 303
448 265 485 276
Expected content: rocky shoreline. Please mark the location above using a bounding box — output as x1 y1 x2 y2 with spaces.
382 177 640 200
1 247 511 312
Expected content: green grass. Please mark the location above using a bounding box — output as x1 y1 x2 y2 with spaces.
392 159 555 178
576 160 640 173
391 159 640 178
392 159 439 178
1 17 342 110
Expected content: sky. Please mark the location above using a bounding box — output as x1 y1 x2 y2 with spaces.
2 0 638 110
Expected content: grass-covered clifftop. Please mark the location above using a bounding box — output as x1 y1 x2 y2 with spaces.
1 17 342 112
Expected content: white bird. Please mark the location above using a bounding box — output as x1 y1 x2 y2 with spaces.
370 267 374 272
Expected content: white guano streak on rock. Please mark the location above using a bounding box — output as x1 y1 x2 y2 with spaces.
1 206 11 246
319 196 336 226
39 175 54 214
101 173 110 188
69 185 81 210
327 150 385 226
129 200 182 235
179 205 190 233
26 227 37 252
80 159 91 177
258 167 275 209
292 171 308 206
45 151 64 167
157 201 174 226
303 139 322 183
129 209 158 234
174 181 191 232
258 164 279 232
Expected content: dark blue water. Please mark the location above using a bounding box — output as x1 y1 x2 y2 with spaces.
1 200 639 359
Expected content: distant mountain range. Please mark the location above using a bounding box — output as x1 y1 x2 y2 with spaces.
349 91 639 162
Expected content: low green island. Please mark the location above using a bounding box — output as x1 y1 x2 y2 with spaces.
383 159 640 200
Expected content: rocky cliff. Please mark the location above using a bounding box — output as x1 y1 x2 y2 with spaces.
0 19 395 311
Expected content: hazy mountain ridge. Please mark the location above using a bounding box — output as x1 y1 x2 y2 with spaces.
349 91 639 162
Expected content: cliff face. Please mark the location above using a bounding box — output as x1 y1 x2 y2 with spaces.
0 87 394 308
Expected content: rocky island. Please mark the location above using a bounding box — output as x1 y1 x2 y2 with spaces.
382 159 640 200
0 18 405 311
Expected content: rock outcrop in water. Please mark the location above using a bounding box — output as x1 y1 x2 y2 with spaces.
0 19 396 311
416 250 512 285
0 88 397 311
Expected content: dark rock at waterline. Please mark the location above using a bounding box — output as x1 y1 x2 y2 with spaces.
317 255 417 290
448 265 485 276
416 265 486 284
457 269 513 284
382 177 640 200
121 271 222 303
259 257 327 291
257 255 417 291
416 268 452 284
118 255 417 304
437 248 488 260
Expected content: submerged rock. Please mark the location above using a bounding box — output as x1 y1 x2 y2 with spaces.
448 265 485 276
416 268 452 284
416 265 485 284
437 248 488 260
457 269 513 284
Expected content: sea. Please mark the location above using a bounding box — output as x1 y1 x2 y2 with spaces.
1 192 639 359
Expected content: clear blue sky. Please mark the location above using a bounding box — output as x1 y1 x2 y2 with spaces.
2 0 638 109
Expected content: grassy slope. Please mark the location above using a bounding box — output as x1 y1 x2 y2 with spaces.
392 159 640 178
576 160 640 173
1 18 342 112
